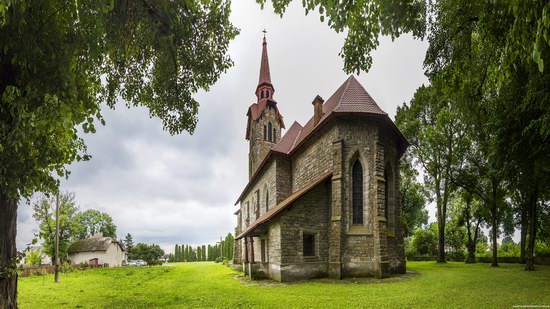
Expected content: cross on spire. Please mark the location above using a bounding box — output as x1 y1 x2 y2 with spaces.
262 29 267 38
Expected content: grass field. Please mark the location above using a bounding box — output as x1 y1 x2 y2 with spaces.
18 261 550 308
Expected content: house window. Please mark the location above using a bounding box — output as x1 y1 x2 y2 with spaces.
273 128 276 142
263 125 267 140
352 160 363 224
267 122 272 142
303 234 315 257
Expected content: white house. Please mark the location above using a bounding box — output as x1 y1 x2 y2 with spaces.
68 234 126 267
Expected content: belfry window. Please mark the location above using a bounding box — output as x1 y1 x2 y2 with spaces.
352 160 364 224
267 122 272 142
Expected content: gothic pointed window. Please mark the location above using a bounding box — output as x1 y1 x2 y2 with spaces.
267 122 272 142
273 128 277 142
263 125 267 140
352 160 363 224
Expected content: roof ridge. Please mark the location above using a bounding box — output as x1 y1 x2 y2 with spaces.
334 75 354 111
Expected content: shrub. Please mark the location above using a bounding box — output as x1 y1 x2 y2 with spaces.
148 260 163 266
447 250 466 262
61 262 76 273
215 257 223 263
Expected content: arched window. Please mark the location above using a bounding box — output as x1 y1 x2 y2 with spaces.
273 128 277 142
352 160 363 224
267 122 272 142
263 125 267 140
266 90 270 98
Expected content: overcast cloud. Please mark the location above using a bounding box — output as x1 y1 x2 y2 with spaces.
16 1 429 253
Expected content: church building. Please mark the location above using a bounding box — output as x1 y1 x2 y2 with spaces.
233 37 409 281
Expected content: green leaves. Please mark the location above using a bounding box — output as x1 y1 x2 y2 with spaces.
0 0 238 201
259 0 426 74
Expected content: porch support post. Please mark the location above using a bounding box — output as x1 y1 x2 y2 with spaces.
250 237 255 263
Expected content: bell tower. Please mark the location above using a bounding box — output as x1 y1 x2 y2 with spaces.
245 35 285 179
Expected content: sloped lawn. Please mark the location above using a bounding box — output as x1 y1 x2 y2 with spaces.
18 261 550 308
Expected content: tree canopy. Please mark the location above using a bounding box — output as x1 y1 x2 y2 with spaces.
76 209 117 240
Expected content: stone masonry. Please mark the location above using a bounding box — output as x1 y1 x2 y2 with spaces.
233 37 408 282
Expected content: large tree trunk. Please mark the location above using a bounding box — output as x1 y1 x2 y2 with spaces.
0 191 18 309
520 198 528 264
490 181 499 268
525 187 538 271
464 199 476 263
437 222 446 263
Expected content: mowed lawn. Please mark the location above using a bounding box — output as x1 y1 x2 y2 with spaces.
18 261 550 308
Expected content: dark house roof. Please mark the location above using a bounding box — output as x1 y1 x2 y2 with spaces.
68 236 124 253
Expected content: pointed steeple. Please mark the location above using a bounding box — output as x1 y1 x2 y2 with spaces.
256 35 274 100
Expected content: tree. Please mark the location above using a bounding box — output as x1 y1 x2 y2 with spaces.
25 248 43 266
400 156 429 238
261 0 426 74
32 192 81 264
0 1 237 306
128 243 164 265
411 225 438 256
76 209 117 240
396 85 467 263
123 233 134 255
261 1 548 79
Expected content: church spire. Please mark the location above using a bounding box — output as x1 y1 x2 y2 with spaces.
256 33 274 100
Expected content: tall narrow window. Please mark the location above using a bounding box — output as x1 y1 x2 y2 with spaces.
263 125 267 140
352 160 364 224
265 190 269 212
260 239 267 262
273 128 277 142
255 190 260 219
303 234 315 256
267 122 272 142
384 165 390 224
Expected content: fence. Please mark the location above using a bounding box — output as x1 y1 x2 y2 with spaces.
19 265 55 277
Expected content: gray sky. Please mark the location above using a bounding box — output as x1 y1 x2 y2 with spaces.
16 1 429 253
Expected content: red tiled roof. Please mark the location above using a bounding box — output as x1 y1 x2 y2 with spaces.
235 172 332 240
245 98 285 140
271 121 303 153
272 75 386 154
258 37 271 85
236 75 408 205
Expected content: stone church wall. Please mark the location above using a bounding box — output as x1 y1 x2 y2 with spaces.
338 118 379 276
277 180 331 281
291 125 338 192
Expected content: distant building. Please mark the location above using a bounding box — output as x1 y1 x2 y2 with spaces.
233 37 408 281
68 234 126 267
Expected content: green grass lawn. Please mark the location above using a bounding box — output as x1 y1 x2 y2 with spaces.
18 261 550 308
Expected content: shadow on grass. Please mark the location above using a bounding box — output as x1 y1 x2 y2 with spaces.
233 270 419 288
